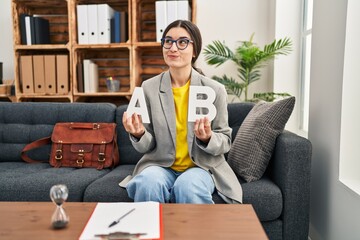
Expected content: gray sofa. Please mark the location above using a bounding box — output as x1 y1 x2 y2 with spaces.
0 102 312 240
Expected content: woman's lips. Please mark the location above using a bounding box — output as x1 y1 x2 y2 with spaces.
167 54 179 59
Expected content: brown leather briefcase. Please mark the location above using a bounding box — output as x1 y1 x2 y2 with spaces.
21 122 119 169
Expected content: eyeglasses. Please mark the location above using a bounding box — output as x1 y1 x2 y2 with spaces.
161 38 194 50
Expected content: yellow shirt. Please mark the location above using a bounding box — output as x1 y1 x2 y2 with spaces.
171 80 195 172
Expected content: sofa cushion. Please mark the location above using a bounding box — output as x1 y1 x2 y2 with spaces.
213 177 282 221
84 164 135 202
227 97 295 182
0 162 110 201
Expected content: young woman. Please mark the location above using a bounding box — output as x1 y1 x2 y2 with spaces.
119 20 242 204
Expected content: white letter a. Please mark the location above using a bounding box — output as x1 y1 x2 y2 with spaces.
126 87 150 123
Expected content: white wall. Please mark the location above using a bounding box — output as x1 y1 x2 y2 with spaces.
0 0 14 80
339 0 360 195
309 0 360 239
273 0 302 132
196 0 276 102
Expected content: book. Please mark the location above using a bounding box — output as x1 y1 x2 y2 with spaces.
34 17 50 44
25 16 35 45
111 11 121 43
83 59 91 93
79 202 162 240
77 61 84 93
19 13 29 45
111 11 128 43
120 11 128 42
89 61 99 92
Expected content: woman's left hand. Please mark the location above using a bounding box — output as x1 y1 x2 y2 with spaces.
194 117 212 143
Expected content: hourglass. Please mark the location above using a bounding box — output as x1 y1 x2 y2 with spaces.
50 184 69 229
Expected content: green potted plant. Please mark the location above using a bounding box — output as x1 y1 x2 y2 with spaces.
203 34 292 102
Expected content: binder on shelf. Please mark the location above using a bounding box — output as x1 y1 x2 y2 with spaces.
111 11 128 43
97 4 115 44
87 4 99 44
83 59 99 93
155 1 191 42
77 61 84 93
20 55 34 94
166 1 177 27
19 13 29 45
44 55 57 94
155 1 167 42
34 17 50 44
177 1 191 21
77 4 89 44
83 59 91 93
25 16 35 45
33 55 46 93
120 12 128 42
89 61 99 92
56 55 69 94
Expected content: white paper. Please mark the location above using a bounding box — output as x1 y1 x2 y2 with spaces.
79 202 160 240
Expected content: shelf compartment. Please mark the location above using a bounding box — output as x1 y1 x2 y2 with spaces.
15 49 71 99
12 0 69 46
73 47 131 95
72 0 131 45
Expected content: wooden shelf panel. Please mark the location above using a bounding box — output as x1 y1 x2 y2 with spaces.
73 43 131 49
14 44 69 50
133 45 167 87
136 0 156 42
14 0 68 13
76 0 128 5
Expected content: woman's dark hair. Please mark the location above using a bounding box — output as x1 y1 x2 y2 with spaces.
162 20 202 65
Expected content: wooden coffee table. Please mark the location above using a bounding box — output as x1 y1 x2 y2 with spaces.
0 202 268 240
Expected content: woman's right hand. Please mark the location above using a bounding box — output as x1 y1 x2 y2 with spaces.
122 112 145 139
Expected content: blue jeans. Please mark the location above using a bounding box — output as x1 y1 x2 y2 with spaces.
126 166 215 204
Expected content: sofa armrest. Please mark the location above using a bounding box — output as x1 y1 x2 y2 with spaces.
270 130 312 240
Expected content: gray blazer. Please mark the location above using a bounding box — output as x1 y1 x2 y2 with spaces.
119 69 243 203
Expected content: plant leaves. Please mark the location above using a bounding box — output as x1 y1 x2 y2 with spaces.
203 41 234 67
203 35 293 101
212 75 245 99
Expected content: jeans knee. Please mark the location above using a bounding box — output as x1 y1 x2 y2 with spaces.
126 167 173 202
172 179 213 204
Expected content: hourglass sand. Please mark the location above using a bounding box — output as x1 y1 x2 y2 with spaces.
50 184 69 229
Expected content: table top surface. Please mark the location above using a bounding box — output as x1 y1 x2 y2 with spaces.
0 201 268 240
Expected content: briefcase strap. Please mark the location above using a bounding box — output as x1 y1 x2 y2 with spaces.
21 136 52 163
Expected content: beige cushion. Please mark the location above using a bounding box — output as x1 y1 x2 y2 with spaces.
228 97 295 182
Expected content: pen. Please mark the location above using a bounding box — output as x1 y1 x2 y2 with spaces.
108 208 135 228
